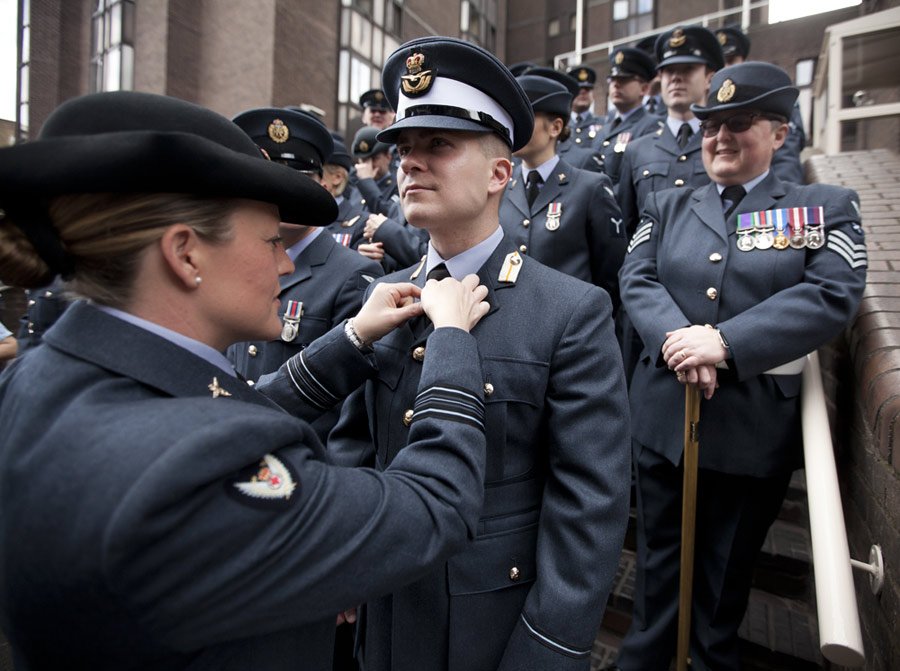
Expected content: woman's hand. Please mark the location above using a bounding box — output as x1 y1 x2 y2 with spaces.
352 282 423 345
674 363 719 400
663 325 728 371
420 273 490 333
357 241 385 261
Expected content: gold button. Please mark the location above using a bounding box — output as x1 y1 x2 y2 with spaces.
27 299 35 307
522 219 530 228
707 287 718 300
575 138 582 144
509 566 521 582
27 322 33 329
27 328 33 334
674 179 685 187
576 127 582 133
602 140 610 147
412 345 426 362
709 253 722 263
403 409 414 427
642 169 650 177
246 380 255 387
44 291 53 298
519 245 527 254
678 155 687 162
248 345 258 357
483 382 494 397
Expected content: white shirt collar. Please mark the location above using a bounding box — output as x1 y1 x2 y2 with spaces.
425 226 504 280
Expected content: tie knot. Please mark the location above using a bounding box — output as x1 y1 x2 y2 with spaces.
677 123 693 148
526 170 543 187
426 263 451 282
722 185 746 203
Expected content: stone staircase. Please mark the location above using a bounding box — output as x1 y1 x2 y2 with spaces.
591 470 823 671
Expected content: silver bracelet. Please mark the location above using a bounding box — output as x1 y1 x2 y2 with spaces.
344 319 370 351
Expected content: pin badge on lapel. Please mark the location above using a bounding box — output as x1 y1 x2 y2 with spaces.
208 377 232 398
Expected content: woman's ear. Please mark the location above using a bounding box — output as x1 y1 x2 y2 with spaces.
159 224 202 290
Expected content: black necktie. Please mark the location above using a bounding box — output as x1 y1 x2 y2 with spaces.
610 117 622 132
525 170 543 208
647 97 657 114
677 122 693 149
721 185 746 219
412 263 452 337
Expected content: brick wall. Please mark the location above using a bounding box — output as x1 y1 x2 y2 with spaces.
807 150 900 671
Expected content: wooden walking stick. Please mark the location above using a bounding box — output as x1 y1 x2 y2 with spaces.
676 383 701 671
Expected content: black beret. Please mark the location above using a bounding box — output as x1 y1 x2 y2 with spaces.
567 65 597 88
609 48 656 82
327 139 353 172
233 107 333 173
716 26 751 60
655 26 724 71
378 36 534 152
527 67 580 99
359 89 391 111
516 75 573 118
352 126 391 159
0 92 336 234
691 62 799 119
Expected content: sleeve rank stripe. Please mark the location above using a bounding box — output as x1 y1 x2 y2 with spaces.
633 221 653 238
286 352 339 409
410 408 485 431
519 613 592 658
627 231 652 254
415 384 484 410
827 231 868 269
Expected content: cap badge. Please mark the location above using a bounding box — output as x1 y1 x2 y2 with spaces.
375 91 384 101
358 140 369 153
614 51 624 65
669 28 686 48
401 52 435 97
268 119 290 144
717 78 736 103
717 31 728 45
577 68 589 81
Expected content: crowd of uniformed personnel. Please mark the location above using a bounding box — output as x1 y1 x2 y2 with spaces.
0 22 867 671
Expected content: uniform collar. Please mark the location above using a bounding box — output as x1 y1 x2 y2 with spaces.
285 227 323 262
96 304 236 376
425 225 504 280
715 170 770 196
521 154 560 184
665 116 701 137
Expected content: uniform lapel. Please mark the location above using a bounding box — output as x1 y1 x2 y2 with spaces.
506 164 531 217
691 183 729 243
734 172 786 222
531 162 567 215
279 232 335 292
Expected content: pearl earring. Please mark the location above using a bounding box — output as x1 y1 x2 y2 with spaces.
195 276 202 285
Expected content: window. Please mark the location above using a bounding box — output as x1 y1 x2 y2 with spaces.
613 0 654 40
90 0 135 93
337 1 404 138
17 0 30 140
461 0 498 51
548 18 560 37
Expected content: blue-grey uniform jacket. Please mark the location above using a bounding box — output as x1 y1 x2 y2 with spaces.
325 194 372 250
557 137 605 173
500 159 627 312
16 277 70 353
356 172 399 217
620 174 867 476
227 233 383 440
0 302 488 671
593 109 663 184
616 124 708 237
316 237 631 671
570 111 604 147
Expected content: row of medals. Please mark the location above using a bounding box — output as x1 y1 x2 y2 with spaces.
736 225 825 252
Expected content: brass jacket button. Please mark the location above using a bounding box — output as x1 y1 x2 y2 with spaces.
402 409 414 426
483 382 494 397
706 287 718 300
248 345 258 357
709 252 722 263
412 346 426 362
674 178 685 187
522 219 530 228
509 566 521 582
519 244 527 254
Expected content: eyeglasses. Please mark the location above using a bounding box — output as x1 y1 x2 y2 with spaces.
699 112 785 137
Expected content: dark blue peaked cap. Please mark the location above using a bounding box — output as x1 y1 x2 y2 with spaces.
692 62 798 119
233 107 333 173
327 138 353 171
526 67 580 99
567 65 597 88
610 47 656 82
378 36 534 152
517 75 573 118
716 26 751 59
655 25 724 71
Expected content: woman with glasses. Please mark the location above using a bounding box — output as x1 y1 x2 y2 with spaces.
612 62 867 671
0 91 492 670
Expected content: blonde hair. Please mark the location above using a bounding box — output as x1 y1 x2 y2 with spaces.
0 193 239 307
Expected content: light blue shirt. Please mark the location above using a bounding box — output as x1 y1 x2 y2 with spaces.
715 170 770 197
665 116 701 138
285 227 323 263
96 305 237 376
425 226 504 280
521 155 561 186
